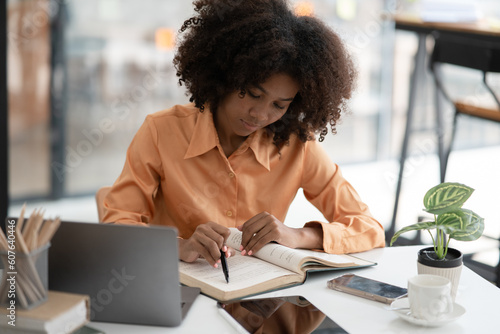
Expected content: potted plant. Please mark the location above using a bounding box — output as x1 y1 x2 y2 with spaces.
390 182 484 300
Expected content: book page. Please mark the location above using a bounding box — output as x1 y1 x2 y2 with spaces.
226 228 368 273
226 228 319 273
293 249 364 266
179 251 299 296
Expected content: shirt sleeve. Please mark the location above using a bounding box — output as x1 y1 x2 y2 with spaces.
300 140 385 254
102 116 162 225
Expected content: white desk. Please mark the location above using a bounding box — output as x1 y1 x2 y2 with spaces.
91 245 500 333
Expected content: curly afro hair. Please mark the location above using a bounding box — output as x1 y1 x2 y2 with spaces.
173 0 356 148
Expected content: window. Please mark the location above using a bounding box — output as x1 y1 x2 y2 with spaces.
7 0 499 224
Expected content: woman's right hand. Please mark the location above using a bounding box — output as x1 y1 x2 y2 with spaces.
178 221 231 267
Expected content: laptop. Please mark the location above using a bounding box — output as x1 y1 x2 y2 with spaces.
48 221 200 327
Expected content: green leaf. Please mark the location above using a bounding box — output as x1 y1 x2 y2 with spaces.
436 210 468 234
390 221 436 246
449 209 485 241
423 182 474 214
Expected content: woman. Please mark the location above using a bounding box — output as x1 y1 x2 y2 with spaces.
103 0 385 268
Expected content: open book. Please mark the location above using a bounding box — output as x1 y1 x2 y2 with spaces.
179 228 376 301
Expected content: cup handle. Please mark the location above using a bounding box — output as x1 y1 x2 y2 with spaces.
441 294 454 315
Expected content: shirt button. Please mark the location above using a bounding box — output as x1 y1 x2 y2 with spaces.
226 210 233 217
228 172 235 178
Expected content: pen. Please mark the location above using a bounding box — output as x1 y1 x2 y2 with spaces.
220 248 229 283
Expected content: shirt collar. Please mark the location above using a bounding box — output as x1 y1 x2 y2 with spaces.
184 107 219 159
244 129 273 171
184 106 273 171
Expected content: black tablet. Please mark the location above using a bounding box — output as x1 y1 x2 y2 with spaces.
217 295 348 333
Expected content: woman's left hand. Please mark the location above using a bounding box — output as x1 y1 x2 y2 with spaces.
237 211 306 255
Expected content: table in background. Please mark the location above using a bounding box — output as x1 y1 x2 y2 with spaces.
90 245 500 333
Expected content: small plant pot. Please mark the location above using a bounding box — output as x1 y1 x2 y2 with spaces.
417 247 463 301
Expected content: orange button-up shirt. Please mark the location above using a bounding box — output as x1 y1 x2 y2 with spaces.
102 104 385 254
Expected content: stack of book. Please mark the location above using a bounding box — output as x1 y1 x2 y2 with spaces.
0 290 91 334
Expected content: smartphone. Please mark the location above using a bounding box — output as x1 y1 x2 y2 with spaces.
327 273 407 304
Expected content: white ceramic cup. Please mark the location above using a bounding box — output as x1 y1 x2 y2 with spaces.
408 274 454 321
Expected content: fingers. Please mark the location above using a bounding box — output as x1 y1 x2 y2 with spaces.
225 246 236 258
241 227 274 256
221 245 234 258
239 212 268 249
181 222 231 267
196 230 224 266
239 212 286 256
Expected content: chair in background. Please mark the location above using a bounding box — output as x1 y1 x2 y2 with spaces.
95 186 165 225
430 31 500 286
430 31 500 181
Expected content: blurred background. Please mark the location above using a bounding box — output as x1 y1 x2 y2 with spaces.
4 1 500 278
